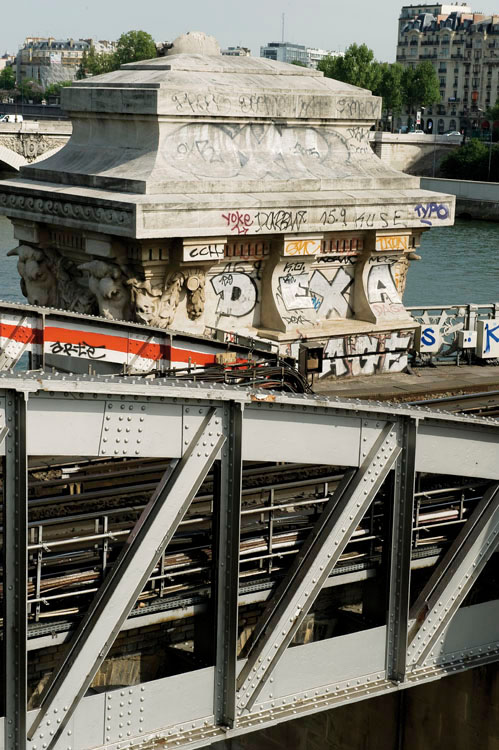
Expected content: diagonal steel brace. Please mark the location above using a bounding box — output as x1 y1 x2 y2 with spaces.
407 482 499 667
28 407 226 749
236 421 401 714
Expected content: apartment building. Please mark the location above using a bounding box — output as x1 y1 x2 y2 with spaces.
16 37 115 89
0 54 16 72
396 3 499 134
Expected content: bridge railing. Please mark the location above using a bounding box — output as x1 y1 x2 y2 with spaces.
408 302 499 361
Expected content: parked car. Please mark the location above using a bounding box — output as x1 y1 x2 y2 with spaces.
0 114 23 123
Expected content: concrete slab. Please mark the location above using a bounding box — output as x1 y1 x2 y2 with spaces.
313 364 499 402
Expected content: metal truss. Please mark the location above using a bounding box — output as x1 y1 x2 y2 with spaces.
236 422 401 714
0 374 498 750
407 481 499 669
28 408 226 750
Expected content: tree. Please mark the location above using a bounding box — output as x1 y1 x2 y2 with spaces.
376 62 404 122
402 61 440 112
291 60 308 67
76 45 118 78
44 81 72 97
439 138 498 180
485 97 499 141
76 30 157 79
114 30 157 66
0 66 15 90
485 97 499 122
16 78 43 102
318 43 381 92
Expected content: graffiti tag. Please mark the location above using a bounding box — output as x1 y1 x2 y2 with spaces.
414 203 449 226
49 341 107 359
221 211 254 235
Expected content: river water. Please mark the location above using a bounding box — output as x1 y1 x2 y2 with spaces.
0 215 498 307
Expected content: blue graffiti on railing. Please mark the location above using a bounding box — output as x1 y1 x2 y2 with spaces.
484 321 499 354
421 326 437 346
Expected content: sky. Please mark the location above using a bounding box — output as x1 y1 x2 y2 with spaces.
3 0 499 62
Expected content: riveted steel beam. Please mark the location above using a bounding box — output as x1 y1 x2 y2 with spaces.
28 407 226 750
386 417 417 683
3 391 28 750
241 468 356 658
236 421 401 715
407 482 499 667
213 401 243 729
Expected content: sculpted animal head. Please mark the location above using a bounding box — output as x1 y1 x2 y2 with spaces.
7 244 57 307
127 278 162 324
79 260 132 321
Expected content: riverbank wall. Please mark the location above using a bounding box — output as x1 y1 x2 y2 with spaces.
421 177 499 221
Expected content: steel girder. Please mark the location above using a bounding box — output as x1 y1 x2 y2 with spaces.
213 402 243 728
407 482 499 668
386 417 417 683
3 392 28 750
236 421 401 714
0 373 498 480
28 408 226 750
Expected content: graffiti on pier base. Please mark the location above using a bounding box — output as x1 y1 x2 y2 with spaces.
320 331 414 378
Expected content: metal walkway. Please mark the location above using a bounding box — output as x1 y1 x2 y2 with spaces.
1 372 498 750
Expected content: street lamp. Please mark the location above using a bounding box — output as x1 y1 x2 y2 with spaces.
477 108 493 180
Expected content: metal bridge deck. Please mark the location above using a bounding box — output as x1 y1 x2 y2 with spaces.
0 373 498 750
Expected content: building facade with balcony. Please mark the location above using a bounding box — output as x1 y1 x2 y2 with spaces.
15 38 116 90
16 38 90 88
396 4 499 134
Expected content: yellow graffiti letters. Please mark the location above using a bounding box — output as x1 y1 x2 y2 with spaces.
284 238 321 256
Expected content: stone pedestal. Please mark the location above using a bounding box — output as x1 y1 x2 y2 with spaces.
0 32 455 379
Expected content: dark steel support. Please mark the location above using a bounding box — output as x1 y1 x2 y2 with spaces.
214 401 243 728
3 391 28 750
386 417 417 683
407 481 499 667
236 422 401 714
28 408 226 750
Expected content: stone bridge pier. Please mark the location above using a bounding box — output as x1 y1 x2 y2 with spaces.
0 32 455 380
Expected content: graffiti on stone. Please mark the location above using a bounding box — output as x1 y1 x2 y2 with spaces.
278 272 315 311
255 210 308 234
211 272 257 317
414 202 449 226
375 235 409 252
277 267 354 319
283 238 321 256
321 331 413 378
221 211 253 235
183 242 225 261
368 264 405 319
308 268 353 318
